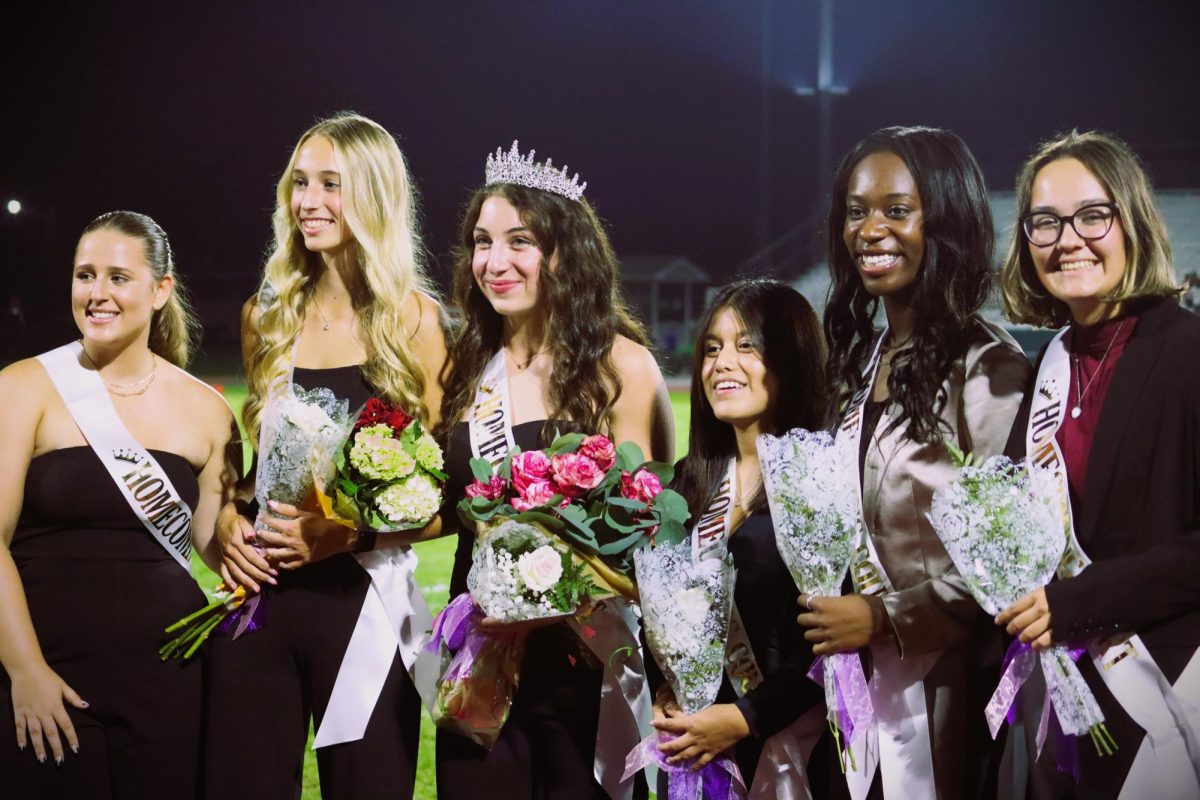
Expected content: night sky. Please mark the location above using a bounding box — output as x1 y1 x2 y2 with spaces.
5 0 1199 361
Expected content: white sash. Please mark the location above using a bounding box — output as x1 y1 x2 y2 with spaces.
36 342 194 571
469 350 517 469
1028 330 1200 796
693 459 821 798
293 362 436 749
468 349 648 800
835 330 940 800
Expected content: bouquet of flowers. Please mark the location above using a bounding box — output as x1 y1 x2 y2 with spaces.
161 385 356 659
467 518 599 622
458 432 689 610
428 432 689 747
757 428 872 770
320 397 446 532
425 593 524 749
927 445 1114 759
622 537 744 797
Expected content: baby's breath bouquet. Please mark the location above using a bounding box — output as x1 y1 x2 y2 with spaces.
323 398 446 531
467 518 600 622
928 445 1114 757
757 428 873 771
635 538 736 714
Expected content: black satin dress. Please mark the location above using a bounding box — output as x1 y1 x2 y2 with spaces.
203 366 421 800
1 447 205 800
435 420 644 800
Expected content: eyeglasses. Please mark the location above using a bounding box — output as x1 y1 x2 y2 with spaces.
1020 202 1119 247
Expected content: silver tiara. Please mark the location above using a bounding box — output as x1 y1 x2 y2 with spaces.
484 141 587 201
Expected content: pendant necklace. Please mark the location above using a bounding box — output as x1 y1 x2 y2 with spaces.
312 296 332 331
1070 319 1127 419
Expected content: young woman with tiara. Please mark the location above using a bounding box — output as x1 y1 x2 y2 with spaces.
995 130 1200 799
202 112 447 800
0 211 238 798
805 126 1031 800
649 277 833 797
435 142 672 799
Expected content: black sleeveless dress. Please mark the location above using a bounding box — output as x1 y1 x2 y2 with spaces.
203 366 421 800
0 447 205 800
436 420 641 800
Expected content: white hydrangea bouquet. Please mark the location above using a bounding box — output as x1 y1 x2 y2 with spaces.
635 537 736 714
928 445 1114 758
467 518 600 622
321 397 446 531
757 428 873 771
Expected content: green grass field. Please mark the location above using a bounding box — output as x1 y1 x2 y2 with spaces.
194 382 693 799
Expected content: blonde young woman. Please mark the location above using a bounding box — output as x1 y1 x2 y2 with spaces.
0 211 238 798
203 113 446 800
996 130 1200 800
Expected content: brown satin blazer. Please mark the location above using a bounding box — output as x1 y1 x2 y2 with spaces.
860 318 1032 658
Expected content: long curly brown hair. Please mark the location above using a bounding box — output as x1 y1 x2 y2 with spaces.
437 183 648 444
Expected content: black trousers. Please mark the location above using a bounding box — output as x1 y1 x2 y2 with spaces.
202 554 420 800
0 556 205 800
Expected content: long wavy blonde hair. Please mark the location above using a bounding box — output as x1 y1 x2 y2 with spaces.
243 112 435 444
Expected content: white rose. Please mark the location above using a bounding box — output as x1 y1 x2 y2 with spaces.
676 586 712 627
516 545 564 594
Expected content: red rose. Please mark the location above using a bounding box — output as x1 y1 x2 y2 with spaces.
465 475 506 501
620 469 663 506
354 398 413 433
551 452 606 498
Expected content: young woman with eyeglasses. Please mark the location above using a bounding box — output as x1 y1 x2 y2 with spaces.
997 130 1200 799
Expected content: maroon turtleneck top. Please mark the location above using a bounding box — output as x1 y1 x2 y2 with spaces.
1055 313 1138 509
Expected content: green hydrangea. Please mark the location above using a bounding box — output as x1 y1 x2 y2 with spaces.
414 433 444 472
350 430 416 481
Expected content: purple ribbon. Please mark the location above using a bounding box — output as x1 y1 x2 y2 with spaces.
215 592 265 639
807 651 875 753
985 639 1038 738
622 732 746 800
428 593 480 654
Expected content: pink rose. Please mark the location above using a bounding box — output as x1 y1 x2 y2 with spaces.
512 478 559 512
465 475 506 501
511 450 552 495
551 452 606 497
620 469 663 506
578 435 617 471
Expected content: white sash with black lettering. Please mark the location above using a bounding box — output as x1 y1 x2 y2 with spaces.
1027 330 1200 798
37 342 194 571
835 330 940 800
308 359 437 749
469 350 517 470
695 460 822 799
469 350 648 800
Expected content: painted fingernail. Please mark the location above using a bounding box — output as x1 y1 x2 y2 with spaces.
17 743 24 751
71 745 78 754
55 756 63 766
80 701 89 709
267 500 277 509
38 754 45 764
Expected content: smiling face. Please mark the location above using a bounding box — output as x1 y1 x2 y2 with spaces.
843 151 925 302
471 195 549 319
1027 157 1128 325
700 307 778 434
290 135 351 255
72 228 172 349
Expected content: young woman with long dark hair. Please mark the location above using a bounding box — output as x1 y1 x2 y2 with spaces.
435 142 672 800
805 126 1031 800
650 277 832 796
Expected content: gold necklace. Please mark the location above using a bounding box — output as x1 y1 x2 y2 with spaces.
734 470 762 512
505 348 545 372
81 347 158 397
